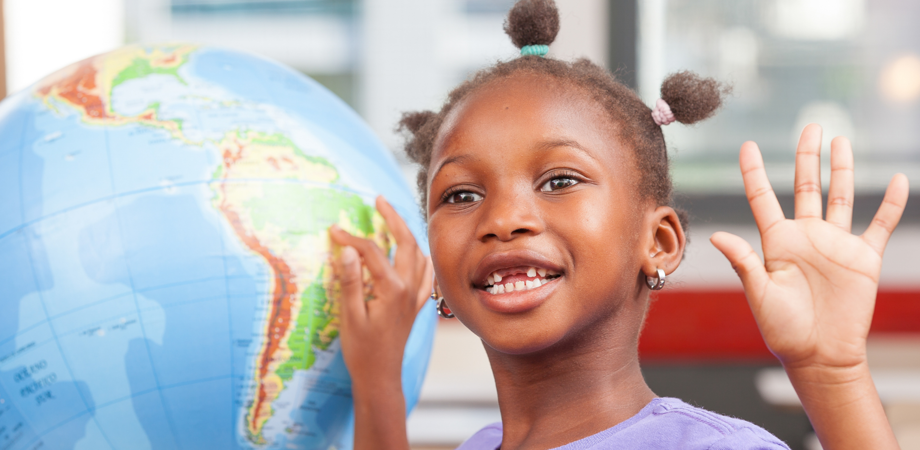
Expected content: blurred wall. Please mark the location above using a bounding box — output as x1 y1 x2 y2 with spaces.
4 0 124 94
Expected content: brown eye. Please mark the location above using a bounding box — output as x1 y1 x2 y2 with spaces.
446 191 483 204
540 177 578 192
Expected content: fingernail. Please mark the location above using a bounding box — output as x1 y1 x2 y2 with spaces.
341 246 357 264
330 224 341 232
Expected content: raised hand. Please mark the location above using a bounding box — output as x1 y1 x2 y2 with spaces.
710 124 907 449
329 196 432 450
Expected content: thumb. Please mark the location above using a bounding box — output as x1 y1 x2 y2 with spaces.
710 231 769 307
334 245 367 326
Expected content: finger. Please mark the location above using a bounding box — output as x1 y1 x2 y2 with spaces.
376 196 415 248
794 124 824 220
415 256 434 311
333 245 368 325
862 174 909 256
740 141 786 235
710 232 770 310
330 225 392 281
376 196 421 280
826 136 855 232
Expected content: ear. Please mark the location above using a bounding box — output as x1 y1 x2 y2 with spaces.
640 206 686 279
432 276 442 299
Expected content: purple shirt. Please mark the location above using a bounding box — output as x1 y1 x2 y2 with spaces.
455 397 790 449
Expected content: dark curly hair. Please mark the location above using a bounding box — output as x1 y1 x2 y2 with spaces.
398 0 730 232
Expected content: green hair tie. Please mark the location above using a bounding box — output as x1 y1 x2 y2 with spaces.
520 45 549 57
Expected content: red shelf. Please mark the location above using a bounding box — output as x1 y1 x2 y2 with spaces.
638 290 920 362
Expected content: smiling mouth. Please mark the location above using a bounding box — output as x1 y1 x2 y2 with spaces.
482 266 562 295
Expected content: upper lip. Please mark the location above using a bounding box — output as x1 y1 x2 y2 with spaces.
472 249 564 288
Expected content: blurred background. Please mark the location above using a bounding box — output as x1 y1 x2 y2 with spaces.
2 0 918 449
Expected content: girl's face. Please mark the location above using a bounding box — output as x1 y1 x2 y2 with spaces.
427 74 678 355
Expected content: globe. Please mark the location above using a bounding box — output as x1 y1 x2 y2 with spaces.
0 44 436 450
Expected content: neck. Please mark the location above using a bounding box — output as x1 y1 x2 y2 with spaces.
485 310 655 450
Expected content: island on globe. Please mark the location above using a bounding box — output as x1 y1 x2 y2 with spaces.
0 43 436 450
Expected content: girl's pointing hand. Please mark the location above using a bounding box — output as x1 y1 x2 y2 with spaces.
329 196 432 450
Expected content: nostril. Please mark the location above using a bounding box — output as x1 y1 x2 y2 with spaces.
512 228 529 235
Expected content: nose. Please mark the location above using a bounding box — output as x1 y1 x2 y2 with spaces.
476 183 544 242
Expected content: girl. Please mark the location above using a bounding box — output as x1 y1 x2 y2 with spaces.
329 0 909 448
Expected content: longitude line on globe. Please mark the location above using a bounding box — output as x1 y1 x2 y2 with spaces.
209 139 240 439
101 127 184 450
20 220 120 450
10 113 119 450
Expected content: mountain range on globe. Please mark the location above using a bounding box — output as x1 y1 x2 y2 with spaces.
0 43 435 450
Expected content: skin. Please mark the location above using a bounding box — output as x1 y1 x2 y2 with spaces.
425 74 683 448
330 73 907 450
711 126 906 449
328 199 432 450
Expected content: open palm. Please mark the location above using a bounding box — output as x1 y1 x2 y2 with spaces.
711 124 909 370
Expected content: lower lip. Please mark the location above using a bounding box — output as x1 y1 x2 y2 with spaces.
476 278 559 314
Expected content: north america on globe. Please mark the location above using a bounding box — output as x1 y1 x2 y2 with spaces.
0 44 435 450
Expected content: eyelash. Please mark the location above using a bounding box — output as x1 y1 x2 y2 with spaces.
539 169 583 192
441 186 482 204
439 169 585 205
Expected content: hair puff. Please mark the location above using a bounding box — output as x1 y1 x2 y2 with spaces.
503 0 560 48
660 71 731 124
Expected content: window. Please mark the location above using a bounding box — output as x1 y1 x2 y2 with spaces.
639 0 920 194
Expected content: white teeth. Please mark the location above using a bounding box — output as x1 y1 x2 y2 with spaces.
486 268 558 294
488 268 557 290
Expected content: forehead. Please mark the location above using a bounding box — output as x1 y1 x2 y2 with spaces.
431 73 624 166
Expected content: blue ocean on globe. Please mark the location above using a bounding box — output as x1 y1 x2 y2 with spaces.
0 44 436 450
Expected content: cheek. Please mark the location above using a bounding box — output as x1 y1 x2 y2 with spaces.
565 193 633 243
428 220 466 287
554 191 642 284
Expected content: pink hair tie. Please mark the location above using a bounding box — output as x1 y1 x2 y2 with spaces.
651 98 675 126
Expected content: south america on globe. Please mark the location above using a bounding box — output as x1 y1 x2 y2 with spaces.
0 44 436 450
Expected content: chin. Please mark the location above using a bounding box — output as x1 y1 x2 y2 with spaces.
474 318 571 357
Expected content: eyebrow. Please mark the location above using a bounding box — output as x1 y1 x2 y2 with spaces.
430 139 598 180
431 154 475 182
535 139 600 163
